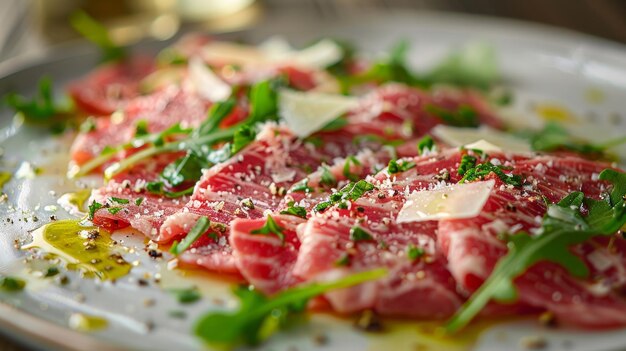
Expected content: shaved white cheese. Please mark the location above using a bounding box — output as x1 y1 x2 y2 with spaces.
432 125 532 153
285 39 342 68
464 139 502 152
188 57 231 102
396 180 495 223
279 89 359 137
202 38 342 70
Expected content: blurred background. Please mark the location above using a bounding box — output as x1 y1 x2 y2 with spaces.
1 0 625 65
0 0 625 350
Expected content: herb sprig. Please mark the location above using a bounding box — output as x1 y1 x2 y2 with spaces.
70 10 126 62
530 122 626 158
170 216 211 256
194 268 387 347
446 169 626 333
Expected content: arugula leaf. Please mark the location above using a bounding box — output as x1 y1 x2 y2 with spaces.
87 201 103 220
424 42 497 90
248 79 280 123
3 76 71 130
417 135 435 155
425 104 479 128
279 201 307 219
100 80 280 180
70 11 126 62
320 166 338 187
446 169 626 333
337 41 498 92
194 98 236 137
530 122 626 158
0 276 26 291
387 159 416 174
161 152 206 188
145 181 195 198
459 161 522 187
250 216 285 243
314 180 376 212
170 217 211 256
194 269 387 347
231 124 256 154
109 197 129 204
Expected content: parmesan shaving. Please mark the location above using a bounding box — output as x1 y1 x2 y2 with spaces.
396 180 495 223
188 57 232 102
279 89 359 137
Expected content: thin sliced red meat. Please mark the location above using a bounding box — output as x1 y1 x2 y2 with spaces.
438 152 626 328
230 215 304 294
70 87 211 166
69 56 155 116
292 150 468 317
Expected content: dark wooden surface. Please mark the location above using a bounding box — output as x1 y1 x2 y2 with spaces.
1 1 625 350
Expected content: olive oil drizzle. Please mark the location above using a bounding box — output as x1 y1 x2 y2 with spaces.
23 219 131 280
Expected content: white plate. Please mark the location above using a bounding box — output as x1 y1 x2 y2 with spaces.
1 10 626 351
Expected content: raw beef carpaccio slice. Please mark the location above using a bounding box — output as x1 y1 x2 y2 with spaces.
70 87 211 166
290 150 469 317
68 56 155 116
230 215 305 294
161 125 330 273
438 152 626 328
89 153 188 239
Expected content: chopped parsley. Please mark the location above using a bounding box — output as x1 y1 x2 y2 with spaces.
459 161 522 187
417 135 435 155
87 201 103 220
387 159 416 174
135 197 144 206
406 245 424 261
280 201 307 219
134 120 149 137
250 215 285 243
170 287 202 304
170 216 211 256
349 226 374 241
193 269 387 347
457 155 477 176
314 180 376 212
447 169 626 333
107 207 123 215
335 253 351 266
